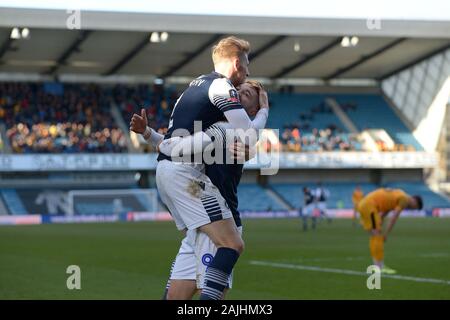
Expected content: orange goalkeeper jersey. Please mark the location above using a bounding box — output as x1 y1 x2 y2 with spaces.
360 188 410 213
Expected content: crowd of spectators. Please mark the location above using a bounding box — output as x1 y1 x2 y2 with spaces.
0 82 127 153
110 83 178 152
278 100 362 152
0 82 414 154
112 83 176 132
0 81 179 154
6 122 126 153
280 127 361 152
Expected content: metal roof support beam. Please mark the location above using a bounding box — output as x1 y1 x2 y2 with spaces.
45 30 92 75
378 42 450 80
324 38 408 81
104 34 150 76
0 37 15 63
159 33 223 79
271 38 341 79
249 35 287 61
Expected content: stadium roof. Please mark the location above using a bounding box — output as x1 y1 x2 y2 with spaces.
0 4 449 84
0 28 448 82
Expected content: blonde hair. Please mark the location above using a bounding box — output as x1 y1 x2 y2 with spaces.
245 79 264 95
212 36 250 65
243 80 264 111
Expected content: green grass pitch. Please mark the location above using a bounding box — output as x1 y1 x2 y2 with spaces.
0 218 449 299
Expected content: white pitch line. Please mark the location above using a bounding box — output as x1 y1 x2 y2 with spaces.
250 260 450 286
419 253 450 258
290 256 366 262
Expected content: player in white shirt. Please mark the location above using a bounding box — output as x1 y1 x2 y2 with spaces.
313 182 331 224
131 80 267 299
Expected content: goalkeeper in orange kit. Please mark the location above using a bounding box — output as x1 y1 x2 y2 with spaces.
357 188 423 274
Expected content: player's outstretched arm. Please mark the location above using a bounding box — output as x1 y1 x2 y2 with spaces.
130 108 147 135
129 108 164 148
158 131 212 157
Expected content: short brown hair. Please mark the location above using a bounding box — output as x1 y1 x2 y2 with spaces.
412 195 423 210
212 36 250 64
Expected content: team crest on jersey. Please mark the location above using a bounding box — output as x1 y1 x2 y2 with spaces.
228 89 239 103
202 253 214 266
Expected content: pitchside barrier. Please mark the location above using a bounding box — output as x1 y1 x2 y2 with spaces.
1 208 450 225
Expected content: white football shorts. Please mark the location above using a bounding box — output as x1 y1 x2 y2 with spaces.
156 159 232 231
170 226 243 289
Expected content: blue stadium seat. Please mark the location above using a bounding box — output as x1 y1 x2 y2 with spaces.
237 184 286 211
267 93 346 132
271 182 449 210
333 94 423 150
384 182 450 209
272 183 373 209
0 189 28 215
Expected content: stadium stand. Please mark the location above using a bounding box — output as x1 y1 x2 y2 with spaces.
2 181 448 215
268 93 362 152
333 94 423 151
2 81 446 215
237 184 287 212
1 82 425 154
0 189 28 215
0 187 158 215
384 182 450 208
0 82 127 153
268 93 345 131
271 183 377 209
271 182 450 210
111 83 176 132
